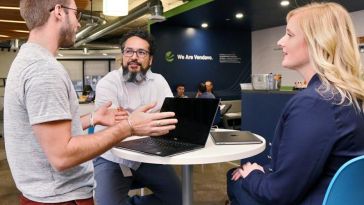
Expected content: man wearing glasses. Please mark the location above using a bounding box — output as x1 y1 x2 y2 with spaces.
5 1 177 205
93 29 182 205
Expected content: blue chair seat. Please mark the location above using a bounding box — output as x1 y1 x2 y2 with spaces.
322 155 364 205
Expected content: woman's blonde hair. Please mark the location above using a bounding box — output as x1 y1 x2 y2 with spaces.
287 2 364 111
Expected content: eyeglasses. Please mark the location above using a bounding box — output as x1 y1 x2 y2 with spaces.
122 48 150 58
49 5 82 21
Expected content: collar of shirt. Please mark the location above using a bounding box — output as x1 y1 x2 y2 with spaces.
307 73 319 88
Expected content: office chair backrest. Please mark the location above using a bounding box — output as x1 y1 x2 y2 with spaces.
322 155 364 205
213 107 222 126
220 103 232 115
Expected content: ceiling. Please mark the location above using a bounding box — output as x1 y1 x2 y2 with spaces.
1 0 364 49
164 0 364 31
0 0 184 44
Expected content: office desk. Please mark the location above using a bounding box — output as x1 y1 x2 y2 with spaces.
111 130 265 205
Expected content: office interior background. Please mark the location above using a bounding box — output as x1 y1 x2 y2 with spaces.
1 0 364 204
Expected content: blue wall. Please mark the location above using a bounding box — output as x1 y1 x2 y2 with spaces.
150 24 252 100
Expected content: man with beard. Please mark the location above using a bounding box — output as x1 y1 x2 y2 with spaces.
93 29 182 205
4 1 177 204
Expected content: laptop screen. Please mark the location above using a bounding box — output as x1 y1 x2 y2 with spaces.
160 97 220 145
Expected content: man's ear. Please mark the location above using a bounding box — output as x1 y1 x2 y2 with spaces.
53 4 64 21
149 56 153 66
120 55 123 65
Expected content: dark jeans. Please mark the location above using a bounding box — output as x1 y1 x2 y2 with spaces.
226 168 263 205
93 157 182 205
19 195 94 205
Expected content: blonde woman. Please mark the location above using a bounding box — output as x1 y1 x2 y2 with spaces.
227 2 364 205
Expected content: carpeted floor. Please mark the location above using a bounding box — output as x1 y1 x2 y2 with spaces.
0 137 237 205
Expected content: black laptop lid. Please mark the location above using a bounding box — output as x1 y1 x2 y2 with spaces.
160 97 220 146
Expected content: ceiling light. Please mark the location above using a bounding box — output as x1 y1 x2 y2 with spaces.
10 39 19 50
0 6 19 10
0 19 26 24
201 23 208 28
0 34 9 38
13 30 29 33
280 0 290 7
149 1 166 23
235 13 244 19
185 28 196 37
103 0 128 16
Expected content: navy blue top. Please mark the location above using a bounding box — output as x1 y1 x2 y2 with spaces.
242 74 364 205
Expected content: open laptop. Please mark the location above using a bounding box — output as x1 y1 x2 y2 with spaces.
115 97 220 156
210 130 262 145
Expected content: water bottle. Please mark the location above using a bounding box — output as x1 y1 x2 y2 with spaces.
274 74 282 90
268 73 274 90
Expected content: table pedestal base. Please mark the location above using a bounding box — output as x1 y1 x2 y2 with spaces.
182 165 193 205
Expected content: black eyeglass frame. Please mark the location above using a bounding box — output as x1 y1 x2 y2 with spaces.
49 5 82 21
122 48 150 58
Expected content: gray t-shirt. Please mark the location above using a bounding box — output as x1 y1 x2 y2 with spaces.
4 43 93 203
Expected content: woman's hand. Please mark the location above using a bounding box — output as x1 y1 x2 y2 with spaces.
231 162 265 181
231 167 244 181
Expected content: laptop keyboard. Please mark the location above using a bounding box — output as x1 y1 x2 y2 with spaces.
131 137 196 149
117 137 198 151
143 137 197 149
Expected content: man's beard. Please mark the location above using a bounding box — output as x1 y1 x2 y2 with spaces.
59 16 75 48
122 61 150 83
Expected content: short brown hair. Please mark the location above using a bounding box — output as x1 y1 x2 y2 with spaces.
120 29 156 56
19 0 70 30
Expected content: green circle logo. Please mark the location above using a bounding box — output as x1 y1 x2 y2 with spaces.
165 51 174 63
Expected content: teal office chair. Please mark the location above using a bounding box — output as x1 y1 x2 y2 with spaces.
322 155 364 205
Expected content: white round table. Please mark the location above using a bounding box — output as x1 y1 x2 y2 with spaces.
111 129 266 205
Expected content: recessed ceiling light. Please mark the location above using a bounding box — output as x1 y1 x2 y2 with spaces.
280 0 290 7
186 28 196 36
201 23 208 28
225 18 231 21
103 0 128 16
0 34 9 38
235 13 244 19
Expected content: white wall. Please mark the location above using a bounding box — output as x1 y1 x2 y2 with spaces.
252 25 302 86
59 60 83 81
0 50 18 78
252 9 364 86
0 50 18 96
351 10 364 36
